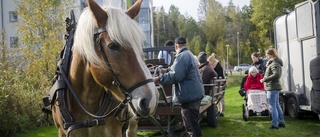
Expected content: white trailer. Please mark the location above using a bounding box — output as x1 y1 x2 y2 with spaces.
274 0 320 118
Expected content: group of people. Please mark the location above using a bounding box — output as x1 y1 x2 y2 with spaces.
154 36 226 137
240 49 285 129
153 36 205 137
197 51 225 117
153 36 286 136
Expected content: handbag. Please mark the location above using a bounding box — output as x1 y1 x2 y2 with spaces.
239 88 246 97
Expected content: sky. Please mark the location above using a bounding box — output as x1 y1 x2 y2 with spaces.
153 0 251 21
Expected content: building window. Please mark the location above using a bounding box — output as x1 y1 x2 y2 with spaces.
9 11 18 22
10 37 18 48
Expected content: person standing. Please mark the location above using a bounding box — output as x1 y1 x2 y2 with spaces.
251 52 266 75
260 48 285 129
310 53 320 115
153 36 204 137
158 40 174 66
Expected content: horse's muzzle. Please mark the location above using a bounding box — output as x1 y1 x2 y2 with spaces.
136 98 152 117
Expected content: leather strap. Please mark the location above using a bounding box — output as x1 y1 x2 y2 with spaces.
65 119 105 136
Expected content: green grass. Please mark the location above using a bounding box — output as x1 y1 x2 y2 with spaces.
201 85 320 137
15 126 57 137
15 75 320 137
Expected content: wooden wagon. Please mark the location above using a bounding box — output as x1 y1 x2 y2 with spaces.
139 47 227 136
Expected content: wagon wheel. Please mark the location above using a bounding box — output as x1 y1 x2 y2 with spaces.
207 103 218 128
279 95 286 115
287 97 303 119
242 104 248 121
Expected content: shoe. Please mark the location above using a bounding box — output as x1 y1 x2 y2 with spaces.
269 126 278 129
278 123 285 128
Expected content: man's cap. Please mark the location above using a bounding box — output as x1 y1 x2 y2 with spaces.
175 36 186 44
198 51 207 63
164 40 174 46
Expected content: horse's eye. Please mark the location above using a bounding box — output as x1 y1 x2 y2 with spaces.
108 43 120 51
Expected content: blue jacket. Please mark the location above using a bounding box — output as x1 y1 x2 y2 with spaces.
159 47 205 103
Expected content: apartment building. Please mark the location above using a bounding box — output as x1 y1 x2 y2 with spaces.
0 0 18 48
136 0 154 48
0 0 153 49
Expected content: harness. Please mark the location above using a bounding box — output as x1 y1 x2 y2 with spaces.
42 10 154 136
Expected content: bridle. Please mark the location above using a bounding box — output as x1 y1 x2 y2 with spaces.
93 27 154 118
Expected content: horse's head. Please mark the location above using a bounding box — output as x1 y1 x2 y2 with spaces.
73 0 158 118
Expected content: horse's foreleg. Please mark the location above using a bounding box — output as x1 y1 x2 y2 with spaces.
126 119 138 137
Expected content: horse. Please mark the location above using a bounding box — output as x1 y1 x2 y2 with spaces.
51 0 158 136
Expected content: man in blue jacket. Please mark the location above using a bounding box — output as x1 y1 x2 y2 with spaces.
153 36 205 137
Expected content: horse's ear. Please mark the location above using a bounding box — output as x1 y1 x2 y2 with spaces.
87 0 108 28
126 0 142 19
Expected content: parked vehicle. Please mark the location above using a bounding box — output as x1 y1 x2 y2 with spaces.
234 63 251 72
274 0 320 118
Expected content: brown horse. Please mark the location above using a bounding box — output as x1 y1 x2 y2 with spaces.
51 0 158 136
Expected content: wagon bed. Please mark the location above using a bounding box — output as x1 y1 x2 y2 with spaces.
139 68 226 135
140 47 227 136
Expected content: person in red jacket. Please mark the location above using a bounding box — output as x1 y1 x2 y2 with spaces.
244 66 264 91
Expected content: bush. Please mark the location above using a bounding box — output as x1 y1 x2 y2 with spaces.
0 68 48 136
0 1 72 136
226 74 245 87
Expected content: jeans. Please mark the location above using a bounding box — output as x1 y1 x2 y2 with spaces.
181 100 202 137
267 90 285 127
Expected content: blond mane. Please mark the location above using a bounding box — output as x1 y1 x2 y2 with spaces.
73 7 145 65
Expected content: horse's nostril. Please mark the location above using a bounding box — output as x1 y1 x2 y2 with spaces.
139 98 148 109
138 98 150 116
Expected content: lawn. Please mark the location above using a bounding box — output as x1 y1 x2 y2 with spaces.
201 85 320 137
15 75 320 137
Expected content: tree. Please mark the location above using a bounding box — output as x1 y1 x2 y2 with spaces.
0 0 73 135
153 4 202 47
198 0 208 22
179 17 201 41
205 42 214 55
190 36 203 55
167 5 181 39
0 31 8 69
202 0 225 46
250 0 305 48
154 6 167 46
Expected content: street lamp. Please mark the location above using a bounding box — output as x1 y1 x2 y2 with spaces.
226 45 229 71
237 32 240 66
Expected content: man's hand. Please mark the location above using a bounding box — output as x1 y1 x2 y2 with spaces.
161 68 168 74
260 79 264 83
153 77 160 83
